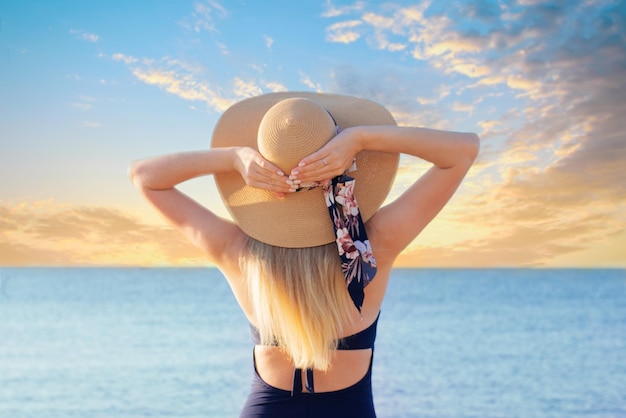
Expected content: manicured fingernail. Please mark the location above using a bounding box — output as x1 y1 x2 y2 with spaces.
277 170 285 176
298 162 305 167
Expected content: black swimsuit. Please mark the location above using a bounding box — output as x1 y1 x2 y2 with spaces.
240 313 380 417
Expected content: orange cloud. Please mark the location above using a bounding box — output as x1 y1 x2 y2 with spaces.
0 201 207 267
325 20 363 44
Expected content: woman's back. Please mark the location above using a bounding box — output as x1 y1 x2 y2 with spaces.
223 239 392 393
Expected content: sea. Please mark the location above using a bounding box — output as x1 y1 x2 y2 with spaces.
0 268 624 418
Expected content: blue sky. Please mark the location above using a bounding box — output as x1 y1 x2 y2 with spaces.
1 0 625 267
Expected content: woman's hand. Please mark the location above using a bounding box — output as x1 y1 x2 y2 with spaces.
234 147 296 198
289 127 362 184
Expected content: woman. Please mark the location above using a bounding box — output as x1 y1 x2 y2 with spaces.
129 92 479 417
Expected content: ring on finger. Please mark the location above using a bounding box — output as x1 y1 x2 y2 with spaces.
322 158 327 166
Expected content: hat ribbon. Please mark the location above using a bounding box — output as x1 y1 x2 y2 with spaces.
323 173 377 313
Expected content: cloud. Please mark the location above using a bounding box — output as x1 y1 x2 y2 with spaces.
112 53 138 65
361 12 407 52
321 0 365 18
115 54 234 112
328 64 450 128
263 81 288 92
180 0 228 33
452 101 474 113
233 77 263 98
71 102 92 111
325 0 626 267
108 3 324 115
299 71 322 91
215 41 230 55
70 29 99 42
325 20 363 44
0 201 206 266
112 52 289 113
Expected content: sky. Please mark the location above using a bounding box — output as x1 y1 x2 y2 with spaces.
1 0 625 268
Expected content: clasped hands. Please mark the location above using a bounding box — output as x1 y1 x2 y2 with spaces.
234 129 359 198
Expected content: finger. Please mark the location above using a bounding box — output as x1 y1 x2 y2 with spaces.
291 157 344 183
249 177 296 193
297 147 328 168
246 161 288 185
255 160 293 188
259 159 285 177
290 156 328 179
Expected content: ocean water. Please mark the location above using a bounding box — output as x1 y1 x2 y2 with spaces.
0 268 624 418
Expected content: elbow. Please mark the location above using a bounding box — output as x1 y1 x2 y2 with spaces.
467 132 480 161
127 159 147 188
449 133 480 170
127 160 139 185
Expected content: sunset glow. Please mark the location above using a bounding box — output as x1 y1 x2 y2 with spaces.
1 0 624 267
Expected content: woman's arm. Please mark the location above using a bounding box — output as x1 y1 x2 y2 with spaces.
128 147 293 264
291 125 480 263
129 147 293 193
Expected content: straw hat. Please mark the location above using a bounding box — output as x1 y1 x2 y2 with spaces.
211 92 399 248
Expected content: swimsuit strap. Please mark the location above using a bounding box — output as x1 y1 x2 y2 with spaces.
250 311 380 350
336 312 379 350
291 368 315 396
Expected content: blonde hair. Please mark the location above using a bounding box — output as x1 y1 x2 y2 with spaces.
240 236 355 371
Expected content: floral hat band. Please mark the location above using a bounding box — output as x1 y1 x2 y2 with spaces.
324 166 377 313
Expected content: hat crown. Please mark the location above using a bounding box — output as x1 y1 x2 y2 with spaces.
258 98 336 173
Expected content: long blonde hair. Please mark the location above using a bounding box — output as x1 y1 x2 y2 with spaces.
240 236 355 371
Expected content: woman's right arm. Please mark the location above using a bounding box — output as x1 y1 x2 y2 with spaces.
292 125 480 263
128 147 292 265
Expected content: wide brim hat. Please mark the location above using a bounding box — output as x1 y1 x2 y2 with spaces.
211 91 399 248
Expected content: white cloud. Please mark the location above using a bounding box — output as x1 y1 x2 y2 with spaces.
321 0 365 18
70 29 100 43
112 53 138 65
216 41 230 55
111 51 293 113
452 101 473 113
325 20 363 44
263 81 288 92
298 71 322 91
83 33 99 42
71 103 92 111
182 0 229 33
233 77 263 98
123 59 233 112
